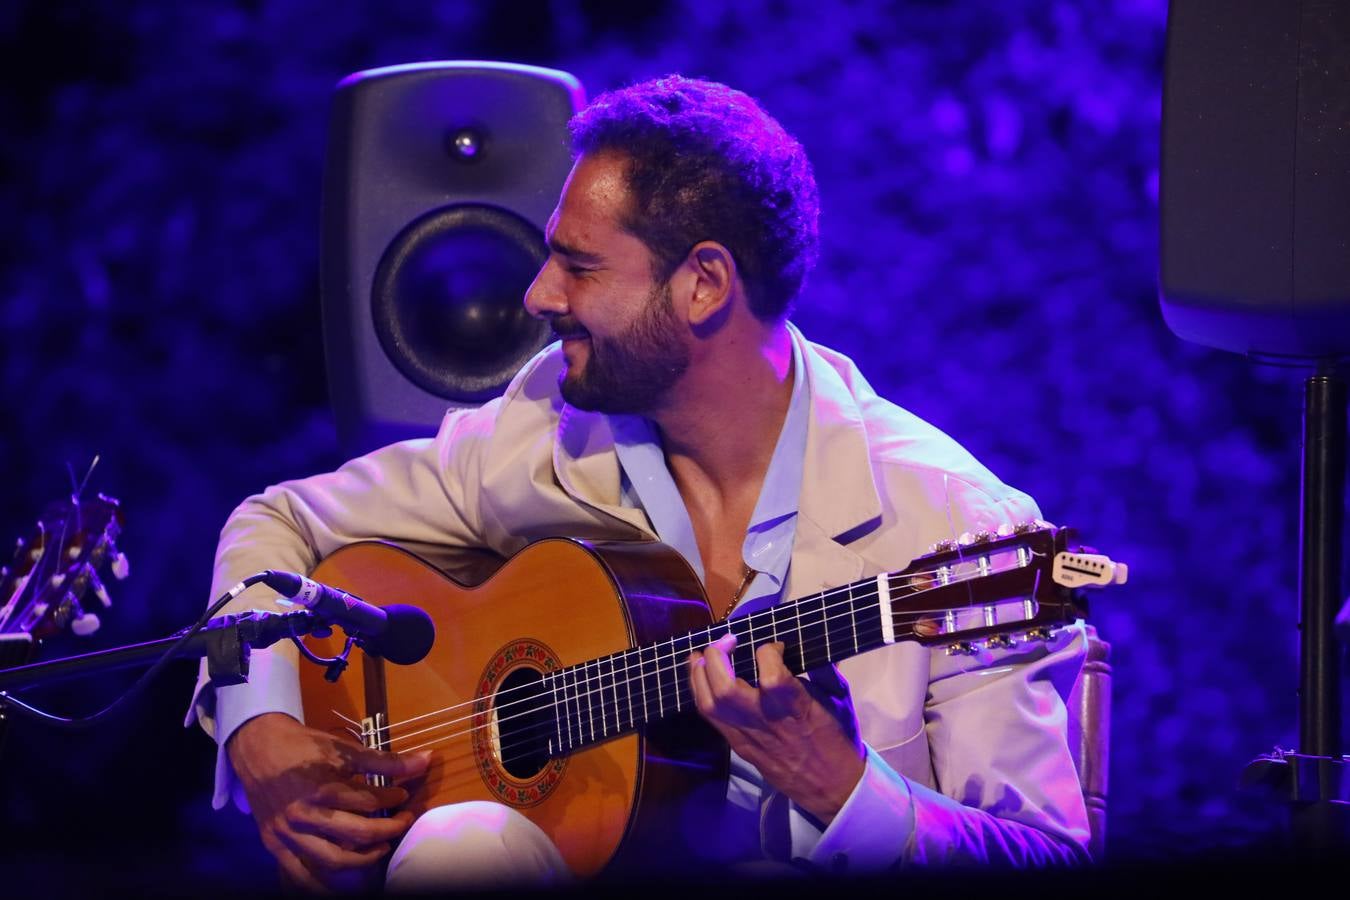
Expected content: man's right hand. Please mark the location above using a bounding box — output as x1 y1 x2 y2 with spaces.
227 712 431 892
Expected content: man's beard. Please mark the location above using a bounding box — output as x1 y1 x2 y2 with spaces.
554 282 690 415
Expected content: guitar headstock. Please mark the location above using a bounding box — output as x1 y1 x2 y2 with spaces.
887 522 1126 653
0 493 127 643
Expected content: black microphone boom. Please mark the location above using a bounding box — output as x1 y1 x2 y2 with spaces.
259 570 435 665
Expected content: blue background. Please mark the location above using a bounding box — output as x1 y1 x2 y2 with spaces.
1 0 1344 890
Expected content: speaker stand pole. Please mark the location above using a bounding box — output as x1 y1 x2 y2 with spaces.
1242 362 1350 848
1290 365 1349 848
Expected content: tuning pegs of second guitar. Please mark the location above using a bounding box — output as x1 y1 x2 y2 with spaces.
110 549 130 581
69 601 101 637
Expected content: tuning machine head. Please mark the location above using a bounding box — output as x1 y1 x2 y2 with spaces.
110 549 130 581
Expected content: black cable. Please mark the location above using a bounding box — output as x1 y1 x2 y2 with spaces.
0 572 273 729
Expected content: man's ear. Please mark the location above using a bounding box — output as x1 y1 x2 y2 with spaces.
684 241 738 326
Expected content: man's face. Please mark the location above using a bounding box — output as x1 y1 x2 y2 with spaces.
524 153 689 414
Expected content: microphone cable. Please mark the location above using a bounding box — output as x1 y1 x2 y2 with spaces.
0 572 275 729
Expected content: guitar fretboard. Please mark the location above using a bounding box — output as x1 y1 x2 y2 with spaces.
474 529 1066 772
541 578 893 757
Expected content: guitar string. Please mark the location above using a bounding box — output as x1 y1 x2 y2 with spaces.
331 552 1032 743
361 593 1060 796
327 556 950 739
0 520 52 633
359 536 1057 789
335 598 1028 796
388 598 1044 763
340 555 1043 758
345 553 1040 752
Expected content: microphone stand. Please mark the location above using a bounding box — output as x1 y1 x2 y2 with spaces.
0 609 353 695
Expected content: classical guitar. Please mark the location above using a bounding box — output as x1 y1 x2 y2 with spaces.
297 522 1125 876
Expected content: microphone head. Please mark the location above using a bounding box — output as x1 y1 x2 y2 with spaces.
364 603 435 665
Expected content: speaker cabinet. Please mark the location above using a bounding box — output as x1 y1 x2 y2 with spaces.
1159 1 1350 358
321 61 585 456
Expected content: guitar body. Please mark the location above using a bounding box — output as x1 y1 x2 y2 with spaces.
300 538 729 878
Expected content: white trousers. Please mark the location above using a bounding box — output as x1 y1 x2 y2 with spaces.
384 799 802 890
384 801 573 892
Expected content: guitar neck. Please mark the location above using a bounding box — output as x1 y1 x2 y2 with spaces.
542 579 893 755
538 525 1097 760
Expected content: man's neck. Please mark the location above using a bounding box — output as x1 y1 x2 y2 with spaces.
650 324 794 506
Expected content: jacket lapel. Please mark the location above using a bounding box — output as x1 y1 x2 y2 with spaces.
791 333 884 595
552 403 653 538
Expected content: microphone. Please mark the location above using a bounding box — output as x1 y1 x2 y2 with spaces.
258 571 435 665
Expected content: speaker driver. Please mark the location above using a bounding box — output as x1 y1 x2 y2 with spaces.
371 204 550 403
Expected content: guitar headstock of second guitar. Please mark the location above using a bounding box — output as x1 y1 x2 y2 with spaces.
0 493 128 643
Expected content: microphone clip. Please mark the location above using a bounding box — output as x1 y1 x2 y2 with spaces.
288 622 358 684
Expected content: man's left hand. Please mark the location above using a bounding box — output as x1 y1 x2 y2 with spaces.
688 633 865 824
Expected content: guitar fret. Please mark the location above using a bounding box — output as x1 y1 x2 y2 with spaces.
657 637 670 718
746 615 759 684
822 592 832 663
575 664 586 747
586 659 597 743
548 672 559 756
595 658 606 738
768 605 791 673
598 656 609 737
849 583 859 654
788 601 799 671
568 665 580 751
621 648 634 731
672 634 686 712
607 654 620 735
558 667 570 752
639 643 651 724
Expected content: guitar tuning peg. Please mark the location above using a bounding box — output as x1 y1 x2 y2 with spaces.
110 549 130 581
70 603 101 637
90 572 112 608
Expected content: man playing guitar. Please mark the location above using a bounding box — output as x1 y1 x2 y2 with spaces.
189 76 1091 890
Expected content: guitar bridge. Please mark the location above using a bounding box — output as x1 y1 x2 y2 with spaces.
360 713 391 787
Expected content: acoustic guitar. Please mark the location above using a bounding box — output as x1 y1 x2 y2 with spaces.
297 522 1125 876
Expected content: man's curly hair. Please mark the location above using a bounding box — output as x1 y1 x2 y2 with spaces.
569 75 819 321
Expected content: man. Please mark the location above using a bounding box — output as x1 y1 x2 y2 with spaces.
189 75 1090 891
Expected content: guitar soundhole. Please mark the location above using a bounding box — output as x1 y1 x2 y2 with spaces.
495 666 550 778
472 638 568 807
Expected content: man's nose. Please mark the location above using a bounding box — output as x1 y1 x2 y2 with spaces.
524 258 566 319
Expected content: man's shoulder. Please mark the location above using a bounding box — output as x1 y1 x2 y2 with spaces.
800 336 1036 517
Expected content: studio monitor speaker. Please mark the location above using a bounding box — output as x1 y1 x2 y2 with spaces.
321 61 585 457
1159 0 1350 358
